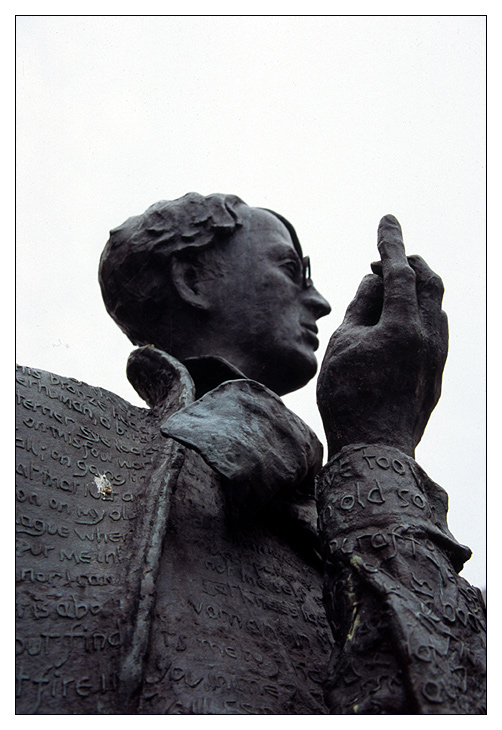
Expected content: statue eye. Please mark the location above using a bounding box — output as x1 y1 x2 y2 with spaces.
283 260 301 281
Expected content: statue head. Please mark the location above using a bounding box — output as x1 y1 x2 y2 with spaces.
99 192 331 395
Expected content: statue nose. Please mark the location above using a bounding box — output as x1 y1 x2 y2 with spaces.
305 286 331 319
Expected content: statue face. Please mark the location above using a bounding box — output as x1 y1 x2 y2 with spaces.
208 208 331 395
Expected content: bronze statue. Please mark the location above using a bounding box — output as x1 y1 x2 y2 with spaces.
15 193 486 714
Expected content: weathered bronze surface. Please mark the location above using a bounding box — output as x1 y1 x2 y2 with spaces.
16 194 486 714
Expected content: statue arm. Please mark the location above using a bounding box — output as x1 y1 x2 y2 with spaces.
316 444 485 714
316 217 486 714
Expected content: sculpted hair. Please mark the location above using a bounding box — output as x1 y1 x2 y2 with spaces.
98 192 247 346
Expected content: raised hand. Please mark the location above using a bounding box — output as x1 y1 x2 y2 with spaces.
317 215 448 459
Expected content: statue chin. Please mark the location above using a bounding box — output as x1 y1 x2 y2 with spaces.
276 348 319 396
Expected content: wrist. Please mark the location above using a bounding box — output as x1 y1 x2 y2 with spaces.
315 443 471 573
316 443 435 538
322 417 416 460
316 443 420 507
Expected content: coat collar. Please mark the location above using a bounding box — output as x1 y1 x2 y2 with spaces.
126 345 247 414
126 345 323 555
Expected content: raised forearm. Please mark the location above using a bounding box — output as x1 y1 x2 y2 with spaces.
316 443 486 714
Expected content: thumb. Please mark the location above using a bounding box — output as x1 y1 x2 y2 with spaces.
343 273 384 327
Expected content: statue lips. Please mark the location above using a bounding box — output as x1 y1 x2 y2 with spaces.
301 322 319 350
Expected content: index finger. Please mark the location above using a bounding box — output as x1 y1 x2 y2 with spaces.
377 214 418 320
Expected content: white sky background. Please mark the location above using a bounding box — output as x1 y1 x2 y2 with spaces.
16 15 486 588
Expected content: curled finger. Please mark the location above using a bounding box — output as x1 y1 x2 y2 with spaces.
407 254 447 339
407 254 445 305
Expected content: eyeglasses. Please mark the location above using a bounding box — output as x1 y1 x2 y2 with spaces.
302 256 312 289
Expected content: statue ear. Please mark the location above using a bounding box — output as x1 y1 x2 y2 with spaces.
170 251 213 310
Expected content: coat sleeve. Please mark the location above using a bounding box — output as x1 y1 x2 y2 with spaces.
315 443 486 715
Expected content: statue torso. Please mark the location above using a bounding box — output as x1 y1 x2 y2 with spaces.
15 353 331 714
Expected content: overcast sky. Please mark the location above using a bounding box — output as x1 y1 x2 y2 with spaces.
16 15 486 587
